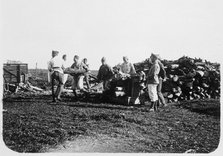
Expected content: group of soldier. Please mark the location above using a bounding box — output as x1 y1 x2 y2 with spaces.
48 50 167 112
48 50 90 102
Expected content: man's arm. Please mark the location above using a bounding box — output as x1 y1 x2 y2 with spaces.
130 63 136 74
108 65 114 77
82 63 89 72
97 66 102 81
71 63 75 68
48 61 53 72
61 62 65 71
154 64 160 75
158 60 167 79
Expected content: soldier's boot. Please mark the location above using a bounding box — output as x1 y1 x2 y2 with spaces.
150 102 155 112
154 100 158 112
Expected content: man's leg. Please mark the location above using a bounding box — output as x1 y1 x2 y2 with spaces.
85 74 90 90
63 74 68 86
148 84 159 111
72 76 77 97
148 84 154 110
56 72 64 100
56 84 64 100
52 72 63 100
77 75 84 90
51 72 56 102
157 78 166 106
54 72 59 98
103 80 111 91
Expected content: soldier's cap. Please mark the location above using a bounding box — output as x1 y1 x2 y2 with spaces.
123 56 128 60
52 50 59 55
151 53 159 59
74 55 79 59
101 57 106 62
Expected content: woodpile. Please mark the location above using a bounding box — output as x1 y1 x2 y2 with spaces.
3 81 44 98
134 56 220 102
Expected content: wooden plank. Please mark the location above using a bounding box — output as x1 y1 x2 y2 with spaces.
3 68 17 78
4 78 17 83
4 63 28 66
17 65 20 83
3 63 28 84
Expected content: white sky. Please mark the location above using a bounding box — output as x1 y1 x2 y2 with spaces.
1 0 223 69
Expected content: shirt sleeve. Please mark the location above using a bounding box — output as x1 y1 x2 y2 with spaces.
48 60 53 71
61 61 65 70
154 64 160 75
97 66 102 80
108 65 113 72
158 60 166 78
107 65 114 79
83 63 89 71
130 63 136 74
62 60 67 68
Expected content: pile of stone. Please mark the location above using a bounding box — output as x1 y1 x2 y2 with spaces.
134 56 220 102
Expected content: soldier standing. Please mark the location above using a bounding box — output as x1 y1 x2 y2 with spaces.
48 50 64 102
146 54 160 111
97 57 114 91
157 57 167 107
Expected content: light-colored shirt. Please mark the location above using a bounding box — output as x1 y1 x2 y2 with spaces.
48 55 64 73
82 62 90 72
62 60 69 68
62 60 69 84
120 62 136 74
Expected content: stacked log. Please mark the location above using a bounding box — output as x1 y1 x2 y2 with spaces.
134 56 220 102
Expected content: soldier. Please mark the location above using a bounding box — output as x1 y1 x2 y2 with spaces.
120 56 136 75
48 50 64 102
62 54 69 85
157 56 167 107
97 57 114 91
146 53 160 111
71 55 85 97
82 58 90 90
181 69 196 100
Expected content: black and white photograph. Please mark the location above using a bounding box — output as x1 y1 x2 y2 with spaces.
1 0 222 154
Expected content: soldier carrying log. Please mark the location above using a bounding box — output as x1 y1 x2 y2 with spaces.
70 55 86 98
62 54 69 85
82 58 90 91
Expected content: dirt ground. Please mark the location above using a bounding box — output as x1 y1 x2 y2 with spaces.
2 92 220 153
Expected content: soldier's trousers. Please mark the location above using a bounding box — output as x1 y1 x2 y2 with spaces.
157 78 166 105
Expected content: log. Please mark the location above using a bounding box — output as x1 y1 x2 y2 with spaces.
64 67 86 75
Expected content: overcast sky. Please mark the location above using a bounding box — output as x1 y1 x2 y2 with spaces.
1 0 223 69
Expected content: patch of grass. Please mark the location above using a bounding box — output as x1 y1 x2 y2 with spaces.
3 95 220 153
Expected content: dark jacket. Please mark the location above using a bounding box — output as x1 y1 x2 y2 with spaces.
97 64 113 81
